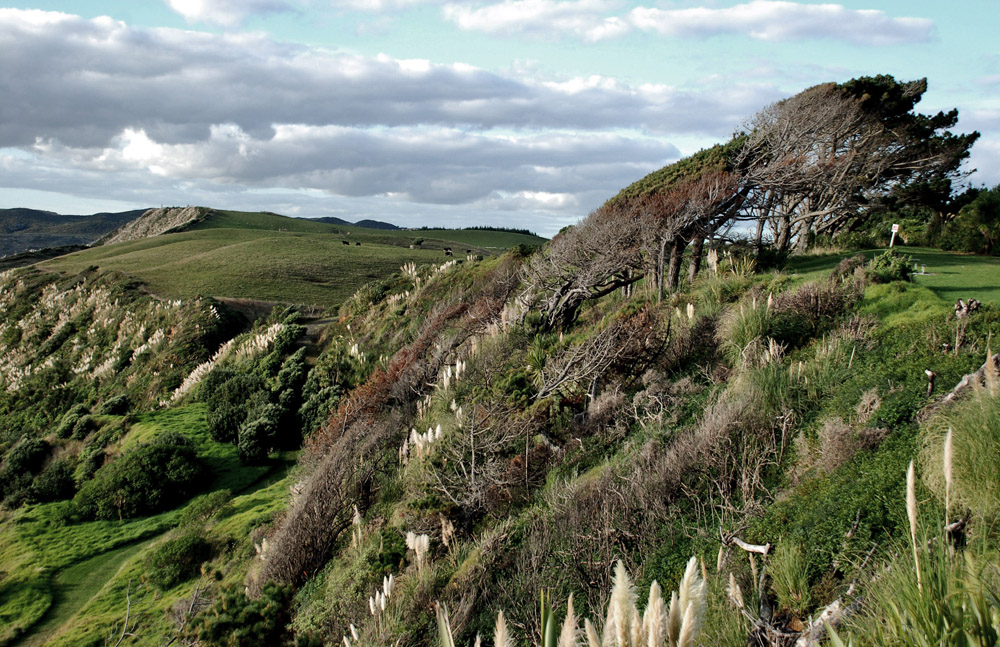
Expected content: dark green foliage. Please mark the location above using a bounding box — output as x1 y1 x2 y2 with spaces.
186 582 320 647
180 490 233 526
72 434 207 520
96 394 130 416
145 532 214 591
612 138 743 200
866 249 914 283
54 404 90 438
205 371 267 445
31 458 76 502
237 396 281 464
70 414 96 440
938 185 1000 255
2 436 50 476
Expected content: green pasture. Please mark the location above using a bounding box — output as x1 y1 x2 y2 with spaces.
38 211 545 308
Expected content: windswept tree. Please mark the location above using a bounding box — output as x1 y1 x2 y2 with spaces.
521 200 645 329
736 76 978 252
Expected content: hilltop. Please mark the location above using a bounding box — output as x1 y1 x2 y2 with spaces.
37 208 545 308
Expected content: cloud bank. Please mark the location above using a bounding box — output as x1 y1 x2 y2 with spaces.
0 8 783 219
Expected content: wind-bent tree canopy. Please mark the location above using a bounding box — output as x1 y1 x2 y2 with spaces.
522 75 978 329
735 75 979 252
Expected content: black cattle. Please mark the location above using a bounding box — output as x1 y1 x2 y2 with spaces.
342 240 350 245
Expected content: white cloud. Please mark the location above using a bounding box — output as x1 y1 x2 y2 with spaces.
629 1 933 44
165 0 294 26
443 0 630 42
443 0 934 45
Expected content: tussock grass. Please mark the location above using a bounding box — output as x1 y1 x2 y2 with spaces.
921 379 1000 520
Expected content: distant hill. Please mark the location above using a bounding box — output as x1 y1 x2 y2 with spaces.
0 207 146 257
312 216 400 230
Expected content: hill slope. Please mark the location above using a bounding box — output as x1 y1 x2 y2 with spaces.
38 209 546 308
0 208 146 257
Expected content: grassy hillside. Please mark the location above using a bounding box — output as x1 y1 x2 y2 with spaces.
4 202 999 647
38 209 546 308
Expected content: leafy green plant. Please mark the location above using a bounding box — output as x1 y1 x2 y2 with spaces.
866 249 913 283
72 434 207 520
768 540 811 618
145 531 214 590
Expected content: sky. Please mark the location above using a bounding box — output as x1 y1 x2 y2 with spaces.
0 2 997 237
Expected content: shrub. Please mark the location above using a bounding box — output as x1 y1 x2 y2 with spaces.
72 435 207 520
185 582 320 647
866 249 913 283
96 394 130 415
2 436 49 476
54 403 89 438
205 371 267 444
145 532 214 591
32 457 76 502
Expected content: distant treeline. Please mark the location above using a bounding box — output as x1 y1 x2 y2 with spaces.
413 225 538 237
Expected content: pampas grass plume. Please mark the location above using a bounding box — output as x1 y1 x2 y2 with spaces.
944 426 953 518
494 610 514 647
558 594 579 647
906 460 922 590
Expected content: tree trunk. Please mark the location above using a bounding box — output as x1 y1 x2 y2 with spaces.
667 239 687 292
795 215 817 253
775 215 792 253
753 217 765 252
688 235 705 283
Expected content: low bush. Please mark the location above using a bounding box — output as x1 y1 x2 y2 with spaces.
72 433 207 520
145 531 214 591
185 582 321 647
866 249 913 284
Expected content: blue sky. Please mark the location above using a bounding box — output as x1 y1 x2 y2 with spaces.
1 1 996 236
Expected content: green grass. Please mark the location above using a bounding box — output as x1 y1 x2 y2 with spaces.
0 403 293 647
38 211 546 308
785 247 1000 305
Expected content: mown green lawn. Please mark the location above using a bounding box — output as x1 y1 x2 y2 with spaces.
786 246 1000 305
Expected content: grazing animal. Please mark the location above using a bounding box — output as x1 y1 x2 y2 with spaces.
355 242 361 246
342 240 350 245
445 250 453 256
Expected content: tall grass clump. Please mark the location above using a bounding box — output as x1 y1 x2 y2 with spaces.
717 297 771 367
920 376 1000 520
844 422 1000 646
435 558 706 647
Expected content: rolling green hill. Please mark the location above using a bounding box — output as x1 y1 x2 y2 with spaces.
38 209 546 308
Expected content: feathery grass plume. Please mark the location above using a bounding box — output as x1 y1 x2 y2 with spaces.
584 619 600 647
642 582 665 647
558 594 579 647
944 426 953 519
727 573 744 611
907 460 922 591
716 547 724 573
495 610 514 647
676 602 698 647
604 560 640 647
665 591 681 645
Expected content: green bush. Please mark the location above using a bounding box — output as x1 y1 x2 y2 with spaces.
32 457 76 502
866 249 913 283
145 532 214 591
205 371 267 444
72 434 207 520
186 582 321 647
96 394 130 415
2 436 49 476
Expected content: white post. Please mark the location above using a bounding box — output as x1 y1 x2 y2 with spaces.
890 223 899 248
